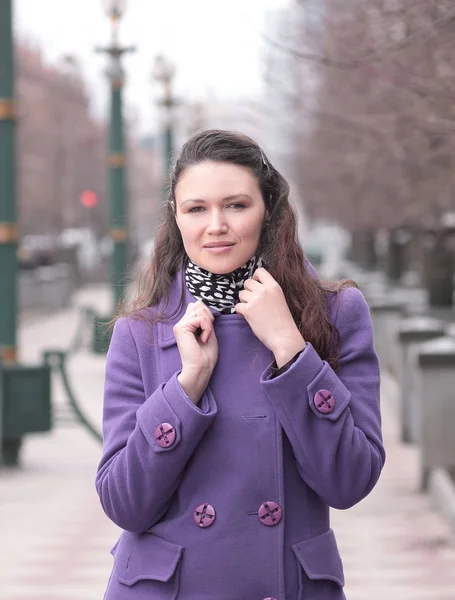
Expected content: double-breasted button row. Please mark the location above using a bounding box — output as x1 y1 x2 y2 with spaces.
193 503 216 528
154 422 176 447
258 501 283 526
314 389 335 414
192 501 283 528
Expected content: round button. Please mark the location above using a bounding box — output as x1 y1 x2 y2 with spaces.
258 501 282 527
314 389 335 414
193 503 216 528
154 423 176 448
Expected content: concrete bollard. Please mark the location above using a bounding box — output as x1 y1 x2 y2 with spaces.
36 266 60 311
369 298 405 376
398 317 445 444
36 266 72 312
18 271 40 311
418 336 455 489
54 263 74 309
19 264 75 315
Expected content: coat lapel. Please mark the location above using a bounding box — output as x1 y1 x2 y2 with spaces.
157 270 197 349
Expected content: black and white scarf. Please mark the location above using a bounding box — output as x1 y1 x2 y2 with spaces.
185 255 264 314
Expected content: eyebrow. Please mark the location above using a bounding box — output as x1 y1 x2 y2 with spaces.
180 194 253 207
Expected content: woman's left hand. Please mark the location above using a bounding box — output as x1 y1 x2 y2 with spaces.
235 268 306 367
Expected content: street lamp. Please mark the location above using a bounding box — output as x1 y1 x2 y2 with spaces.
102 0 127 18
0 0 52 465
93 0 135 353
189 101 206 136
153 55 176 103
152 55 177 201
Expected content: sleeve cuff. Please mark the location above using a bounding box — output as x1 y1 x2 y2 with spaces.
264 342 322 382
270 350 304 379
261 343 352 421
136 373 217 453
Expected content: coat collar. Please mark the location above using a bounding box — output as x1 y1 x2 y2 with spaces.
156 258 318 349
156 270 194 349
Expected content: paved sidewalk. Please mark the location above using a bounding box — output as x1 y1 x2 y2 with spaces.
333 374 455 600
0 287 454 599
1 287 119 600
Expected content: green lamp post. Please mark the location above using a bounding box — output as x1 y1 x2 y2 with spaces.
152 55 177 202
0 0 51 465
93 0 135 353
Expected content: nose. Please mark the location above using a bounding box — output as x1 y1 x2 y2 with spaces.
206 209 228 235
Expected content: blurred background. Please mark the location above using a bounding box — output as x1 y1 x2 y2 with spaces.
2 1 455 598
12 0 307 301
10 0 348 302
11 0 455 303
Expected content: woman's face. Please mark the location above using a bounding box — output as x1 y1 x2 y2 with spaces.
174 161 267 274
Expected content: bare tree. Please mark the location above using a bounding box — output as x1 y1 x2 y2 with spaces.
264 0 455 237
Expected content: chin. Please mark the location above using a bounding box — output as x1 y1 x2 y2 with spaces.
204 262 241 275
197 255 250 275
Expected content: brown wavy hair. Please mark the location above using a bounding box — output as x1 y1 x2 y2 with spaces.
119 129 355 370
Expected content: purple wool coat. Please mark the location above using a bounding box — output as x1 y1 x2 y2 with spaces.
96 268 385 600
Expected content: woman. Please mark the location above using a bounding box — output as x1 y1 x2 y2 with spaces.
96 129 385 600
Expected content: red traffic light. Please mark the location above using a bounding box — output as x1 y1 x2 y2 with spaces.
80 190 98 208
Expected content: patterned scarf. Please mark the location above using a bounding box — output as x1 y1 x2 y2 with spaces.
185 255 264 314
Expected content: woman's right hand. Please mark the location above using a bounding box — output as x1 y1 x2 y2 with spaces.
174 300 219 405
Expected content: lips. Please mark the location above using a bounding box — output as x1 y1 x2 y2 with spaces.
203 242 235 248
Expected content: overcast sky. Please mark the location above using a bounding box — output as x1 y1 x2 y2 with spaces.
14 0 290 133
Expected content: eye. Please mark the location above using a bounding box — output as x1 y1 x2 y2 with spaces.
188 206 206 213
227 203 246 210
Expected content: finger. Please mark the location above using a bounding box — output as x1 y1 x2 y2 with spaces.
252 267 274 284
234 302 246 316
195 300 214 322
185 302 202 320
185 312 212 339
243 278 262 292
185 302 197 316
186 300 214 323
195 314 213 343
200 321 213 344
182 316 206 339
238 289 254 303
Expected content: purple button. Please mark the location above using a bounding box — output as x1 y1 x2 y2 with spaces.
314 389 335 414
154 423 176 448
193 503 216 528
258 502 282 527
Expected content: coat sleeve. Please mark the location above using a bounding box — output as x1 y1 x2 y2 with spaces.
260 287 385 509
95 317 217 533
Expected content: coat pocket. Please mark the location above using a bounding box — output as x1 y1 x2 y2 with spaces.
292 529 345 600
114 532 184 599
